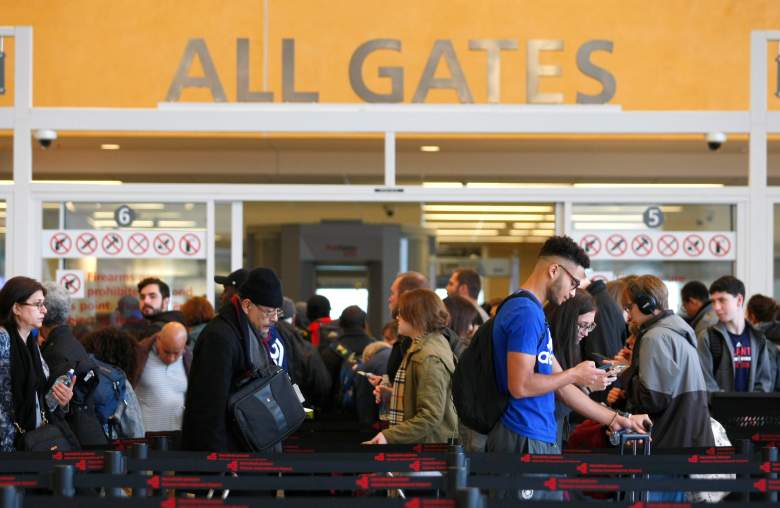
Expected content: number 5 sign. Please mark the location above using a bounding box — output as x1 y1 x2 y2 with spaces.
643 206 664 228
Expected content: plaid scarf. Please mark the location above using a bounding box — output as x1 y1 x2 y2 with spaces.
387 335 427 426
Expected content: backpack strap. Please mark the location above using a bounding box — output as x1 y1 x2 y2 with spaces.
708 328 724 372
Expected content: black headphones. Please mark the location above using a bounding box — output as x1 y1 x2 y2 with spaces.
629 281 658 315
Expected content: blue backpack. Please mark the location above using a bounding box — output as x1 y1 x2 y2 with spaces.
88 356 128 438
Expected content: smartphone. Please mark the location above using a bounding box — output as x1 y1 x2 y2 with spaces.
608 364 628 376
356 371 375 377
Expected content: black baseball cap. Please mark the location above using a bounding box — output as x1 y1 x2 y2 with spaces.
214 268 248 289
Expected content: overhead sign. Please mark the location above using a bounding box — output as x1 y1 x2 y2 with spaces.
56 269 85 299
42 230 207 259
642 206 664 228
571 231 736 261
114 205 136 227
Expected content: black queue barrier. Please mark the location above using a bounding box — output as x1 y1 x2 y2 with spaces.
2 442 780 506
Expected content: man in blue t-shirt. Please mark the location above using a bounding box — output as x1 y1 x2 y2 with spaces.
697 275 774 393
490 236 651 500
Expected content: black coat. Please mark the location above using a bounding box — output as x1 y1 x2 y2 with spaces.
276 320 331 408
40 325 90 380
182 301 291 452
319 328 375 411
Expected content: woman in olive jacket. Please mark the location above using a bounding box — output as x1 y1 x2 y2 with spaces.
365 289 458 445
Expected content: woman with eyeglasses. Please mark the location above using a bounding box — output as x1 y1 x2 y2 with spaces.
0 276 76 451
546 289 614 447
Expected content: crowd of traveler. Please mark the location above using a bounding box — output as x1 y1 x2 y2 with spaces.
0 235 778 497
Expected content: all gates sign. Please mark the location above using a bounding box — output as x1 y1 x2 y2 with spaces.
572 231 735 261
42 230 207 259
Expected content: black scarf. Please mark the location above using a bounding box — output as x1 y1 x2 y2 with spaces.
8 326 47 432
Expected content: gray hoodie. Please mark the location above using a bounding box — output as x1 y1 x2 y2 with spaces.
626 311 714 449
696 321 774 393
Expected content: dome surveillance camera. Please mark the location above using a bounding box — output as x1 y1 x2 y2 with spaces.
33 129 58 149
705 132 726 151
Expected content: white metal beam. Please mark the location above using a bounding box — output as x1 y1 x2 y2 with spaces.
26 182 750 204
230 201 243 271
29 107 750 134
384 132 396 186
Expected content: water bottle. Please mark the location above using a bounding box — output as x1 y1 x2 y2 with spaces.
45 368 75 411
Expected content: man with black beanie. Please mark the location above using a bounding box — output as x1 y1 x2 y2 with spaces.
182 267 293 451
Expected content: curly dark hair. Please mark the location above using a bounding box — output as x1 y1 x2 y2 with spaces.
81 327 138 378
539 236 590 269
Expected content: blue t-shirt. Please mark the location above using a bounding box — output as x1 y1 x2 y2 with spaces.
727 329 751 392
492 292 556 443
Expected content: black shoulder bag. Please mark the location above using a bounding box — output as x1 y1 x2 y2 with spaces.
227 324 305 452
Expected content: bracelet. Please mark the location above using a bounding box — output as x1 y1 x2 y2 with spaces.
608 410 619 427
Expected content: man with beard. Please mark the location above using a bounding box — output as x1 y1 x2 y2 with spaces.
137 278 185 327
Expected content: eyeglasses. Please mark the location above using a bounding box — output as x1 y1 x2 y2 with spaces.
556 264 580 290
257 306 283 318
20 301 46 311
577 321 597 334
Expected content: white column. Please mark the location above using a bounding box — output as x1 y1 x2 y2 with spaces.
230 201 243 271
10 27 38 278
206 200 216 308
384 131 396 186
747 31 772 296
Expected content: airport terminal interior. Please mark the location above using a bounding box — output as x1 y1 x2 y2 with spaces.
1 1 780 505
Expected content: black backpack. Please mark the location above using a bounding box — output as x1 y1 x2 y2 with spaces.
452 290 541 434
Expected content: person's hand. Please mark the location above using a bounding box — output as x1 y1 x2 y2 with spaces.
367 374 383 387
373 384 392 403
609 413 652 434
607 387 625 406
586 374 616 392
570 361 607 387
362 432 387 445
52 376 75 407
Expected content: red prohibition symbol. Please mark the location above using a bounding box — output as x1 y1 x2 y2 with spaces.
76 232 98 255
60 274 81 294
128 233 150 256
657 234 679 257
631 234 653 257
50 233 72 255
605 234 627 257
154 233 175 256
102 233 124 256
579 235 601 256
683 234 705 257
709 235 731 257
179 234 201 256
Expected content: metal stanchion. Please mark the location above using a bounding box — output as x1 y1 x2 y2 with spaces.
455 487 484 508
153 435 170 451
446 444 467 498
737 438 753 502
130 443 150 497
1 486 20 508
51 465 75 497
103 450 125 498
763 446 778 502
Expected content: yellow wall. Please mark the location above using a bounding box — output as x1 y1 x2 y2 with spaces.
1 0 780 109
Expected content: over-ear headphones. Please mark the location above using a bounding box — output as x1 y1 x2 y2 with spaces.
629 281 657 315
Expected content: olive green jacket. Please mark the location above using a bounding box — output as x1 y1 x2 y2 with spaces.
383 332 458 444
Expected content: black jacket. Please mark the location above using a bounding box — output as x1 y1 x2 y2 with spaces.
182 300 291 451
40 325 90 380
319 328 375 411
276 320 331 408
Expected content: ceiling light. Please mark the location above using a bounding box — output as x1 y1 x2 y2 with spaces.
437 236 548 243
512 222 555 229
422 182 463 188
158 220 197 228
573 222 647 230
420 145 440 152
509 229 555 236
466 182 571 188
574 205 683 213
424 213 555 221
573 183 725 188
423 205 554 213
572 214 643 222
100 144 120 150
424 222 507 229
436 229 500 236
